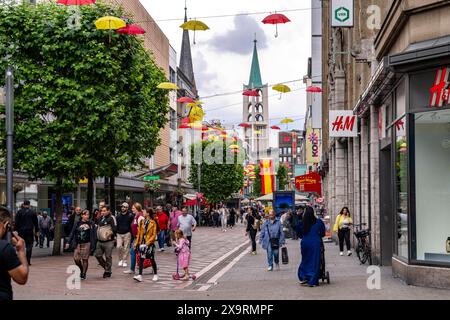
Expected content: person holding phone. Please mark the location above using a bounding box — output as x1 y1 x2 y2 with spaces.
0 206 29 300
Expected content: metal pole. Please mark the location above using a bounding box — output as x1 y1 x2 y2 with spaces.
5 66 14 212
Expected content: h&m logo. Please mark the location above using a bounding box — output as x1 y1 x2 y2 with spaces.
430 67 450 107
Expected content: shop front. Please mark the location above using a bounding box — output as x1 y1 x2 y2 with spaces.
385 39 450 288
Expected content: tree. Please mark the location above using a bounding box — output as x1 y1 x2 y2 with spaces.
252 165 262 197
0 3 168 255
277 163 288 191
189 141 244 204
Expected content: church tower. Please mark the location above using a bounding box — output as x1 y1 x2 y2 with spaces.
243 39 269 161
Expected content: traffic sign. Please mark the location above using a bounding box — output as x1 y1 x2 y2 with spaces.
331 0 354 27
143 175 160 181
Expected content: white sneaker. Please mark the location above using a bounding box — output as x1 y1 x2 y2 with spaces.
122 261 128 268
267 266 273 271
118 260 123 267
152 274 159 282
123 269 135 274
161 248 165 252
133 275 142 282
347 250 352 256
340 252 344 256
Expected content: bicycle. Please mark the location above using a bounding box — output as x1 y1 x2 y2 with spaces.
352 223 372 265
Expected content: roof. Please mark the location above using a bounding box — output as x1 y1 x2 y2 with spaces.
247 40 263 89
179 7 196 91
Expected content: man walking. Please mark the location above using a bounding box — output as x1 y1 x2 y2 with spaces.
34 211 42 247
95 206 116 278
116 203 133 268
156 206 169 252
38 212 53 248
177 207 196 249
14 201 39 265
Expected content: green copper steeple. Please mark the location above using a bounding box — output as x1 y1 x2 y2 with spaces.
248 39 263 89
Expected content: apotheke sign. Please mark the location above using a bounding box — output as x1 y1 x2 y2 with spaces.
331 0 354 27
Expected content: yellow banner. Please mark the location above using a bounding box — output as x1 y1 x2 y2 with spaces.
306 128 321 163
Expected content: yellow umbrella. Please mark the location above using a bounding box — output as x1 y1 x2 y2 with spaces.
229 144 240 149
280 118 294 124
185 102 197 108
195 100 204 105
254 130 262 135
272 84 291 100
180 20 210 44
95 16 126 42
189 105 204 123
157 82 179 90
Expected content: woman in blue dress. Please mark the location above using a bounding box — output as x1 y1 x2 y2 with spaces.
297 206 325 287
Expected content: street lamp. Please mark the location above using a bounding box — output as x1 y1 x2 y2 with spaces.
5 67 14 212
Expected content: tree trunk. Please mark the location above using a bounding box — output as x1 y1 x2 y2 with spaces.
109 175 115 214
52 178 63 256
104 176 109 205
87 169 94 218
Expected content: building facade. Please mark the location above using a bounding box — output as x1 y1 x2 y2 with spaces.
321 0 450 289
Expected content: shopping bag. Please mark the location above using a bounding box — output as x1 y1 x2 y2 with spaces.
281 246 289 264
136 253 152 269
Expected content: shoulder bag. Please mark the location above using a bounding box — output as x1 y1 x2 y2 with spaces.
266 223 280 250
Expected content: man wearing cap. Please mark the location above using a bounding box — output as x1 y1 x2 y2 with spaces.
116 203 133 268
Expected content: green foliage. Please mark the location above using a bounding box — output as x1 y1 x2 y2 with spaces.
189 141 244 204
277 163 288 191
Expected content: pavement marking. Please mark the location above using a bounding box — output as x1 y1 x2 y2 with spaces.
197 285 212 291
206 245 251 285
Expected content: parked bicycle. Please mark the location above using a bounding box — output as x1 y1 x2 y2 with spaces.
352 223 372 265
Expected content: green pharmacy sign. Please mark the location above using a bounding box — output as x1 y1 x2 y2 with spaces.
143 175 160 181
331 0 353 27
335 7 350 22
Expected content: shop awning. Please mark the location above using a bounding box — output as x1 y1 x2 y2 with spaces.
134 163 178 180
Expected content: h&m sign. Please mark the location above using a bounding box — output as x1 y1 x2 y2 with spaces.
329 110 357 137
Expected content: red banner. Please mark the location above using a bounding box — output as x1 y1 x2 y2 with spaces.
260 159 274 195
295 172 322 196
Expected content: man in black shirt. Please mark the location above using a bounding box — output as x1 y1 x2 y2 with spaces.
245 208 258 255
116 203 133 268
0 206 29 300
14 201 38 265
95 205 117 278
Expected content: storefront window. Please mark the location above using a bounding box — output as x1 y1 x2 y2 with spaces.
414 109 450 263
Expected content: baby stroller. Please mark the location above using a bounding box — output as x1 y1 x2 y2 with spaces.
319 237 330 284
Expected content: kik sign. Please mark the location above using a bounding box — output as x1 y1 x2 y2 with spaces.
329 110 358 137
430 67 450 107
306 128 321 163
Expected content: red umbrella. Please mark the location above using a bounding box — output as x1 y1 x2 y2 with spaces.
178 124 190 129
239 123 251 128
57 0 96 5
262 13 291 37
116 24 146 35
306 86 322 93
181 117 190 124
177 97 195 103
243 89 260 97
270 125 281 130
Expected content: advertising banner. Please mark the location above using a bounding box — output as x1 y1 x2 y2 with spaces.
306 128 321 163
295 172 322 196
260 159 274 195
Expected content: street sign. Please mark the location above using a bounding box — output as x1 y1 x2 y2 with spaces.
331 0 354 27
329 110 358 137
143 175 160 181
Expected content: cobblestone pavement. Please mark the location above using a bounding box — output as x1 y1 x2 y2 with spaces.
14 222 450 300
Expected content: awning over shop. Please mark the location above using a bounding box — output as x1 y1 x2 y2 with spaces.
134 163 178 180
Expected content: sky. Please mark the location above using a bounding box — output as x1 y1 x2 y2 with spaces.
141 0 312 147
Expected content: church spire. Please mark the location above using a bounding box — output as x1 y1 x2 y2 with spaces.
179 2 196 91
248 37 263 90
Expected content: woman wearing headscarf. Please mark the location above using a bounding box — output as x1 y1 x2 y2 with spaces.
297 206 325 287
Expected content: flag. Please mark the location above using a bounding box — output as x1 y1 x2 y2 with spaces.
260 159 274 195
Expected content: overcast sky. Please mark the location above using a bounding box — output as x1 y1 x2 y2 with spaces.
141 0 312 147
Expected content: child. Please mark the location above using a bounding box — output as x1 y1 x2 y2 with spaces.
172 229 191 281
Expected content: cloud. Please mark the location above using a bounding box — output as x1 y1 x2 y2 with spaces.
208 15 268 55
193 51 218 92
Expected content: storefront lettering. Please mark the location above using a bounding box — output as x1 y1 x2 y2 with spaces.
331 115 355 132
308 132 319 158
430 67 450 107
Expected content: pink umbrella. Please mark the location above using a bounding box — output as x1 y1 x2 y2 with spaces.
177 97 195 103
306 86 322 93
181 117 190 124
239 123 251 128
116 24 146 35
270 125 281 130
243 90 260 97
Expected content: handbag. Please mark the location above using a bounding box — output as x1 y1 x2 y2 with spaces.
266 223 280 250
282 246 289 264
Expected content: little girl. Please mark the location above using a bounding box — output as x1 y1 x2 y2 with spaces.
172 229 191 281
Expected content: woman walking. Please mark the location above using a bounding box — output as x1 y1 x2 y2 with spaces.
123 203 144 274
66 210 96 280
297 206 325 287
333 207 353 256
133 207 158 282
259 210 285 271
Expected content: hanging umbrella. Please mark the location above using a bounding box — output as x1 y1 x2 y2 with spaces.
95 16 126 42
180 20 210 44
116 24 145 35
195 100 204 105
178 124 191 129
272 84 291 100
180 117 190 124
281 118 294 130
57 0 95 5
229 144 240 149
188 105 204 123
239 123 251 128
157 82 179 90
177 97 195 103
270 125 281 130
254 130 262 135
306 86 322 93
262 13 291 37
185 102 197 108
243 89 260 97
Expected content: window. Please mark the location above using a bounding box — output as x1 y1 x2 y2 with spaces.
297 147 301 154
170 110 177 130
169 67 176 84
287 147 292 154
414 109 450 263
255 114 264 122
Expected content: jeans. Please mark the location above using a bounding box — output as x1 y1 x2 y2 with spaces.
116 232 131 261
187 236 192 250
157 230 166 249
129 241 137 271
95 240 114 273
138 245 157 275
267 245 280 267
39 228 51 247
338 228 351 251
249 229 257 252
19 232 34 265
